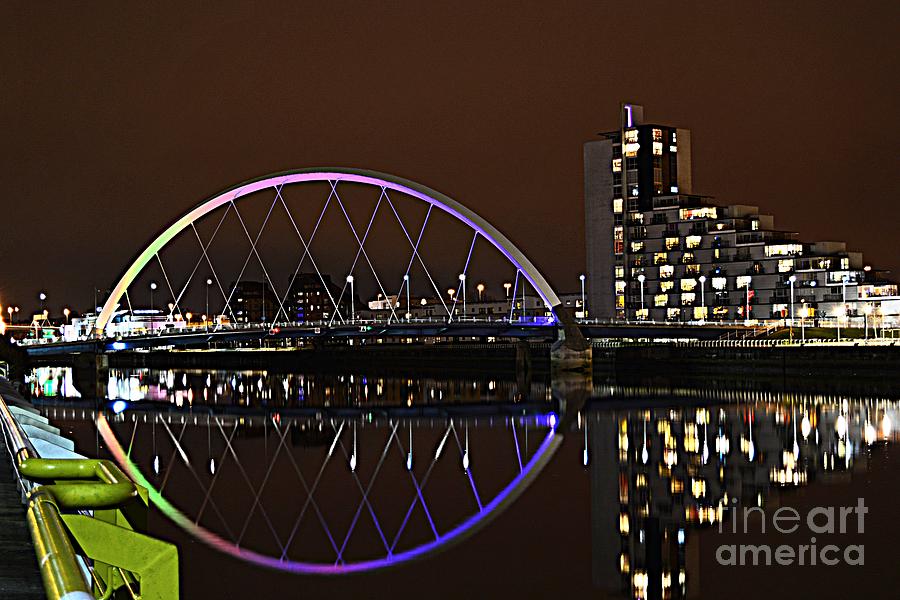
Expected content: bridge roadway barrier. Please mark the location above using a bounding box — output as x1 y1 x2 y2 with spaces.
0 377 179 599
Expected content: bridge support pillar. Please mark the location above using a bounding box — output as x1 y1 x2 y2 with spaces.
72 353 108 400
550 306 592 373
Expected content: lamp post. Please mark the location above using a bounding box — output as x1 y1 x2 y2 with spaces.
150 282 157 314
698 275 707 323
7 306 13 325
637 274 645 320
404 274 411 321
579 274 586 319
476 282 485 302
838 275 849 342
788 275 797 327
801 300 807 343
205 279 212 330
63 308 70 324
39 292 46 313
346 275 355 323
447 288 456 320
864 304 872 340
458 274 467 319
744 279 752 325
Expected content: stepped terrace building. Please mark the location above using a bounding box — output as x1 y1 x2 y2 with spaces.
584 103 898 325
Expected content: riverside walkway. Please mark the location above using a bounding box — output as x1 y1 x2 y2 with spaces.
0 378 44 599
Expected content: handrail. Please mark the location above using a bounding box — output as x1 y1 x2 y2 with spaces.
25 488 94 600
0 391 94 599
1 389 179 599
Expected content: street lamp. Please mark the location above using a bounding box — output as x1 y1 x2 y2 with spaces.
579 274 586 319
839 275 849 341
206 279 212 330
39 292 46 312
403 274 411 321
447 288 456 318
185 312 193 327
346 275 355 322
7 306 13 325
476 282 485 302
698 275 707 323
744 279 752 324
788 275 797 328
150 282 157 314
503 282 512 298
800 300 807 343
63 307 70 324
637 274 646 320
863 304 872 340
458 274 466 318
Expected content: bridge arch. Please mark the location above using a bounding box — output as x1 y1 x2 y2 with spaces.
96 167 561 334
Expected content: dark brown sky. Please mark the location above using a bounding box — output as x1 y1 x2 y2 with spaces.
2 2 898 315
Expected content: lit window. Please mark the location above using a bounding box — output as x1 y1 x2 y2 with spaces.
624 129 640 157
667 308 681 320
660 265 674 279
681 292 696 305
777 259 794 273
840 257 850 269
612 158 622 173
652 142 663 156
672 131 678 144
680 207 718 220
736 275 752 288
686 236 702 249
681 278 697 292
751 220 760 231
615 280 626 294
660 281 674 292
670 146 677 154
665 237 680 250
654 252 668 265
684 264 700 275
682 252 695 264
613 198 623 213
631 241 644 252
655 294 668 307
764 244 803 257
614 226 624 255
712 277 727 290
615 266 625 278
652 129 663 142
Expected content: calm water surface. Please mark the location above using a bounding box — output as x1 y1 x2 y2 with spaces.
31 366 900 599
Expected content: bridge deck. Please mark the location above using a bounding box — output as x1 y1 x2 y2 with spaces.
0 379 45 599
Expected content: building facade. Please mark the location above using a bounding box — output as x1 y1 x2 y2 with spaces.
585 103 898 325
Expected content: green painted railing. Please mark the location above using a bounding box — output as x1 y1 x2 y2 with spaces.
0 392 179 599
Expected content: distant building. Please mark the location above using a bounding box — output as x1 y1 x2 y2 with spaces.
285 273 352 323
585 103 898 325
231 281 275 323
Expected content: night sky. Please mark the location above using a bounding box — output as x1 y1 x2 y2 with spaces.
2 2 898 316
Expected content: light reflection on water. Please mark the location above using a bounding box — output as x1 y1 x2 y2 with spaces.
99 368 550 408
31 367 900 598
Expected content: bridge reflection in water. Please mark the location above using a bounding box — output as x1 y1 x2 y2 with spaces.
30 366 900 598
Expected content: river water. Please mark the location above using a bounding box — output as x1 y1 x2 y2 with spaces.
29 366 900 599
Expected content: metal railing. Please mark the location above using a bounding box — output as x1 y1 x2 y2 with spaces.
0 388 178 599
